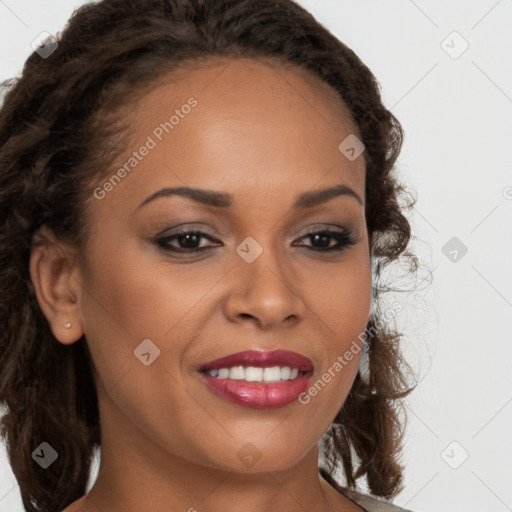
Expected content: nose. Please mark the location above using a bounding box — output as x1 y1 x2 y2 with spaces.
223 243 307 330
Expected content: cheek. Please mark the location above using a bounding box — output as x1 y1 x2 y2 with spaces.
335 261 372 332
78 236 156 384
79 235 225 381
308 251 372 390
299 262 371 415
311 252 372 336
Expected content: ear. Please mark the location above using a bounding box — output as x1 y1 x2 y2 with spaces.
29 225 84 344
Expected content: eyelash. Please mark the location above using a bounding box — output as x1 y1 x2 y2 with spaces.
155 228 357 254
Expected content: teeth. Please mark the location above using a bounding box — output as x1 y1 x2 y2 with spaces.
206 365 304 382
280 366 291 380
229 366 245 380
245 367 263 381
217 368 230 379
262 366 281 382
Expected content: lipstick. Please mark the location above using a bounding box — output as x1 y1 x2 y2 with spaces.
198 349 314 409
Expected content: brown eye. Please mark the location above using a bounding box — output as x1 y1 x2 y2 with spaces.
154 228 356 256
293 229 356 252
156 230 221 252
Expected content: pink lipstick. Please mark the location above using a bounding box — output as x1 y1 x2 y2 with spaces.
198 349 314 409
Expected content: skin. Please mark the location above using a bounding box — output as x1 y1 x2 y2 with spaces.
30 57 371 512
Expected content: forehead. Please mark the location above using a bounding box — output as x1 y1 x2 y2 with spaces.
131 56 359 141
91 57 365 217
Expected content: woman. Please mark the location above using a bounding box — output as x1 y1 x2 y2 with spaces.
0 1 419 511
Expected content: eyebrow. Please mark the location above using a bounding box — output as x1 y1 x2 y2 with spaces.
134 183 363 212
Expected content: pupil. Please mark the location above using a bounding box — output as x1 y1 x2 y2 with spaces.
181 234 199 247
312 233 330 248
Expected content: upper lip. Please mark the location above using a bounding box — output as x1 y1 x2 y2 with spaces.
199 349 314 372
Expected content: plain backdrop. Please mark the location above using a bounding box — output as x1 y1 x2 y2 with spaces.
1 1 511 511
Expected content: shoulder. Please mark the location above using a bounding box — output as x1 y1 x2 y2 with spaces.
319 468 414 512
339 486 414 512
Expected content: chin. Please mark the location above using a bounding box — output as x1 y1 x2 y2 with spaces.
208 443 312 474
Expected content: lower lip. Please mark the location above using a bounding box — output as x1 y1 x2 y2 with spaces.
199 372 313 409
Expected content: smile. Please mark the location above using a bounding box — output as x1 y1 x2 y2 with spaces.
198 349 314 408
204 365 306 382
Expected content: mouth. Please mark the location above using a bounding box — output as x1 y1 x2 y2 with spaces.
202 366 311 382
197 349 314 409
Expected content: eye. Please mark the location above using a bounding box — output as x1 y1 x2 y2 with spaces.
155 229 220 253
155 227 357 255
293 228 357 252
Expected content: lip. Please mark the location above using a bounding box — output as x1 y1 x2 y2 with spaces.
198 349 314 409
198 349 314 372
199 372 313 409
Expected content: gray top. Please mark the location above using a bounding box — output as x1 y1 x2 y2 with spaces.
340 487 414 511
320 470 414 512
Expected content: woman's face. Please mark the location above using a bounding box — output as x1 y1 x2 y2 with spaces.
75 57 371 474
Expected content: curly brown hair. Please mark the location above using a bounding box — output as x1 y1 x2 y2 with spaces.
0 0 419 510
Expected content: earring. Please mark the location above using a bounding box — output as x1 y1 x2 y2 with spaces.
64 322 71 328
358 338 370 384
358 339 377 396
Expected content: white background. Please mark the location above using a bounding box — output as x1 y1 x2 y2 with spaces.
1 1 511 511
